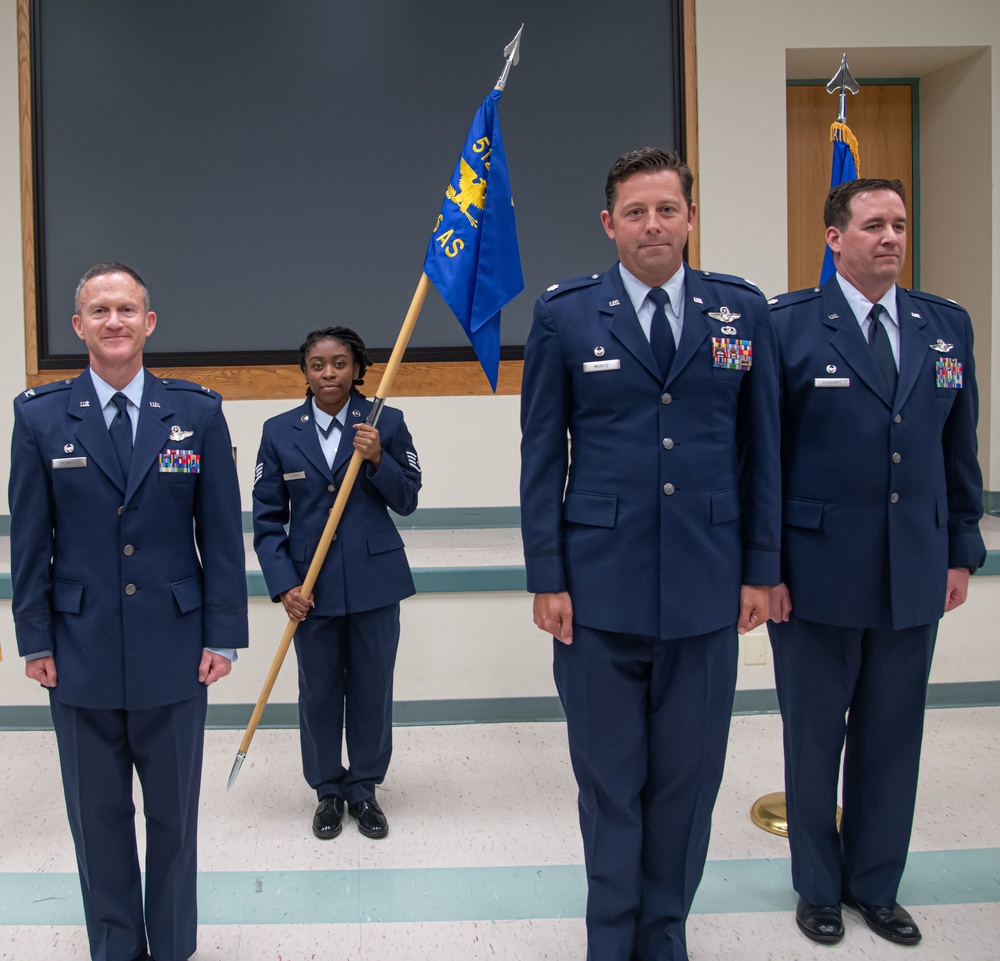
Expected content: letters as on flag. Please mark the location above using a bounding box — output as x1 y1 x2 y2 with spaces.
423 87 523 391
820 121 861 284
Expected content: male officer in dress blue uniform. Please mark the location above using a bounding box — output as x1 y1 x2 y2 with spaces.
767 179 986 947
520 147 780 961
10 262 248 961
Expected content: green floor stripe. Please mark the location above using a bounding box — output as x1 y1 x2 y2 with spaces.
1 849 996 926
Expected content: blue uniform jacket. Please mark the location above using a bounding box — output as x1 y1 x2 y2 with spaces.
9 370 249 711
770 279 986 630
520 264 781 640
252 394 420 616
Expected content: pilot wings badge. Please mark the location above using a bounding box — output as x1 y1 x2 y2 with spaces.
708 306 741 324
169 425 194 441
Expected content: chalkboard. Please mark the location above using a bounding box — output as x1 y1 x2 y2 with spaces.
30 0 683 367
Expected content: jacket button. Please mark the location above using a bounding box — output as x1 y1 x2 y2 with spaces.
663 483 675 495
661 392 672 405
890 492 899 504
117 506 125 516
893 414 902 424
662 438 674 449
891 452 901 463
123 544 135 556
327 484 335 492
125 583 136 595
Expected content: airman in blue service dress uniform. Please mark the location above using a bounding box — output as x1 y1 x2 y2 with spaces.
767 179 986 947
252 327 420 841
520 148 780 961
9 263 248 961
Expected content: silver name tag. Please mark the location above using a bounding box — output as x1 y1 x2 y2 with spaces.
52 457 88 469
814 377 850 388
582 359 621 373
283 471 307 481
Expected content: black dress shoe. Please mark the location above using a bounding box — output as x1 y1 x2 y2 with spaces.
796 896 844 944
844 896 922 944
312 795 344 840
348 797 389 838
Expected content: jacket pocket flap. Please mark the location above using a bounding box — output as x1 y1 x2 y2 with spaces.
52 579 83 614
710 489 740 525
783 496 824 530
367 530 404 555
563 490 617 528
171 575 204 614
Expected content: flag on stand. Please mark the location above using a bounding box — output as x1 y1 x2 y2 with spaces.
423 87 523 391
820 121 861 283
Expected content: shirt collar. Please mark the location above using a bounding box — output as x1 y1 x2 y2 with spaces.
835 273 898 328
89 367 145 411
618 262 686 315
311 396 349 429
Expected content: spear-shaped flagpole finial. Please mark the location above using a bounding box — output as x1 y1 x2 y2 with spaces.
496 23 523 90
826 52 859 123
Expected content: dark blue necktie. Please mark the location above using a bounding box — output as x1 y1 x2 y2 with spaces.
647 287 676 379
109 392 132 478
867 304 897 395
316 417 340 440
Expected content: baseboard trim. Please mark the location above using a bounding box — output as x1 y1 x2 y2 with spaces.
1 681 995 732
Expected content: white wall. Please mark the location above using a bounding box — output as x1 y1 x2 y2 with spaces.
695 0 998 488
0 3 996 707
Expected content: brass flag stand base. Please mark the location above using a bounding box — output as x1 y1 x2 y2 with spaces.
750 791 842 838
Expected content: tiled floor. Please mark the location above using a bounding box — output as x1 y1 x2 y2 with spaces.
1 708 997 960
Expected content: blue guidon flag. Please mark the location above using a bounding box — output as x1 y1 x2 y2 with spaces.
821 121 860 284
423 87 523 391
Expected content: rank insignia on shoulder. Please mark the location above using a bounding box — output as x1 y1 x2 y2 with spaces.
930 339 953 353
767 298 778 305
547 284 559 292
708 306 741 323
24 388 35 398
160 449 201 473
169 425 194 441
935 357 962 388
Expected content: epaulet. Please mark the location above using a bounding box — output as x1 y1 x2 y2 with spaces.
696 270 765 297
16 379 74 402
766 287 822 309
905 289 966 313
159 378 219 399
540 273 603 302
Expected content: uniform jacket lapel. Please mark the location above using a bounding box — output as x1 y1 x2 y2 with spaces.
127 372 173 504
820 278 894 408
292 398 333 478
673 268 716 385
894 288 929 412
68 372 126 492
601 268 662 382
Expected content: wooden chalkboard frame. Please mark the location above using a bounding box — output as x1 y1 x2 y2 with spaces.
18 0 700 399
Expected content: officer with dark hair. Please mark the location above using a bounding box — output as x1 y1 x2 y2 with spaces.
520 148 780 961
768 179 986 946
